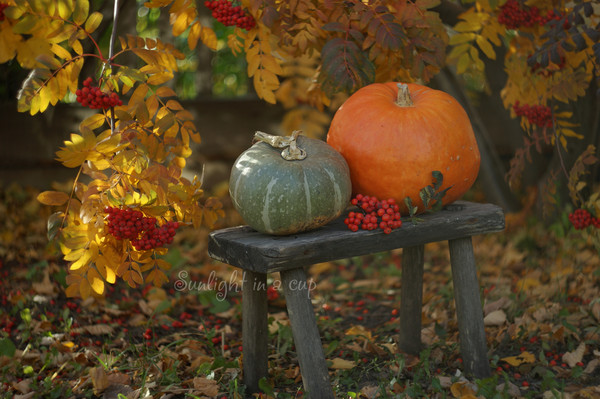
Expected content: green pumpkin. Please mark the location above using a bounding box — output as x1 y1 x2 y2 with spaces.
229 131 352 235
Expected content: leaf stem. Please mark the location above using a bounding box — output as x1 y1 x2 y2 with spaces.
60 164 84 230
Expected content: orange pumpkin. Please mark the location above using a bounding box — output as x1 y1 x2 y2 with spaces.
326 82 481 214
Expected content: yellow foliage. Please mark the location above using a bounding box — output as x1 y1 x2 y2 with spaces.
0 0 227 298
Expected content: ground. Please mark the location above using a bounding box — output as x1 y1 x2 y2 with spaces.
1 182 600 399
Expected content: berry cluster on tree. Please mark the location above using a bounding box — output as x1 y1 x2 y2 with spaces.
204 0 256 30
76 77 122 110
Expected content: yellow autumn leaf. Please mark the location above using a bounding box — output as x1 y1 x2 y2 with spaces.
80 113 107 131
69 249 92 271
147 268 169 287
150 258 170 272
79 277 92 299
345 325 373 340
475 35 495 60
87 267 104 295
65 278 81 298
456 52 471 74
172 8 194 36
147 71 174 85
84 11 103 33
501 351 535 367
73 0 90 25
253 76 278 104
57 0 74 19
227 31 244 55
95 254 117 284
329 357 356 369
260 54 284 75
64 248 86 261
56 130 96 168
156 86 177 98
37 190 70 206
450 381 477 398
71 39 83 55
187 21 201 49
17 36 52 68
454 20 481 33
0 24 21 63
449 32 475 45
516 277 541 291
560 128 584 139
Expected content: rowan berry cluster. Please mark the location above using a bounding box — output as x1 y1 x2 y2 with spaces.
131 220 179 251
568 208 600 230
344 194 402 234
104 207 179 250
204 0 256 30
498 0 562 29
76 77 122 110
513 101 553 128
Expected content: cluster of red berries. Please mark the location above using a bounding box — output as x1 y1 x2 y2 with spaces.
513 101 553 128
204 0 256 30
344 194 402 234
76 77 122 110
142 327 153 341
0 3 9 21
568 208 600 230
498 0 562 29
131 220 179 251
104 206 179 250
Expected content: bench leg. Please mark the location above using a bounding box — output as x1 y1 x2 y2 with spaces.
448 237 491 378
280 268 334 399
398 245 425 355
242 270 268 393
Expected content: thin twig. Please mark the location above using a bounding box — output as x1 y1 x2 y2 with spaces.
107 0 121 134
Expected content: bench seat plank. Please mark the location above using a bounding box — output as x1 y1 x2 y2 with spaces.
208 201 505 273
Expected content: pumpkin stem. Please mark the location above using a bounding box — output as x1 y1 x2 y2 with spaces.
254 130 307 161
396 83 414 107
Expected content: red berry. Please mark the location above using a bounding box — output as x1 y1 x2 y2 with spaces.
345 194 404 234
568 208 592 230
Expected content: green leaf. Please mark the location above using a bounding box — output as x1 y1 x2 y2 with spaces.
258 377 275 396
0 338 16 357
431 170 443 190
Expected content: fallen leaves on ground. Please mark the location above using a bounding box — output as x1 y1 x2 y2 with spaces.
1 183 600 398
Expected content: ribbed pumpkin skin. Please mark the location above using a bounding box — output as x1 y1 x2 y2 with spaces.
327 82 481 214
229 136 352 235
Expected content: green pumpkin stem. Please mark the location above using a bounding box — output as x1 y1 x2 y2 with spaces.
396 83 414 107
254 130 307 161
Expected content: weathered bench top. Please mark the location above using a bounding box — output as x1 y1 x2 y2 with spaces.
208 201 505 273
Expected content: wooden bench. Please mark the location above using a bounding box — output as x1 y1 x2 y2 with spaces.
208 201 505 398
